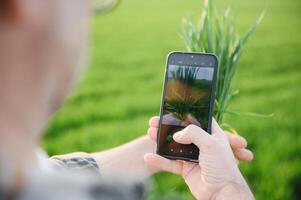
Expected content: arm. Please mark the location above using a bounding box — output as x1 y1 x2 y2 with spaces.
50 136 158 176
91 136 158 176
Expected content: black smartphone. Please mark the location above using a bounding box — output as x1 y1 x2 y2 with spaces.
156 52 218 162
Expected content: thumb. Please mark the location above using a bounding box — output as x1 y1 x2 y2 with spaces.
173 124 214 150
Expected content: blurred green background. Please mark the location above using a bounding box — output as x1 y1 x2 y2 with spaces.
43 0 301 199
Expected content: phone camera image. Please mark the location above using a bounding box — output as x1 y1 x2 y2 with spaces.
157 53 217 161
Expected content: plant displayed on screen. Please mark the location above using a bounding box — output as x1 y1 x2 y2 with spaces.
181 0 269 130
165 66 211 127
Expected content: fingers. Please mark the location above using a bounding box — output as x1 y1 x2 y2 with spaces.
173 124 213 149
144 153 183 175
147 116 159 142
147 127 157 142
149 116 159 128
226 130 253 162
234 148 253 162
227 132 247 149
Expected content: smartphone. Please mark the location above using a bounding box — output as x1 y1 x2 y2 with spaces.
156 52 218 162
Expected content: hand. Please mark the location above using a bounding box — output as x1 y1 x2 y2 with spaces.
144 117 254 200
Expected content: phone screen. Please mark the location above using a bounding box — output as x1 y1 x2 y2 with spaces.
157 53 217 161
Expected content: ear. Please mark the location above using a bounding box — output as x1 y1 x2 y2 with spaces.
0 0 22 21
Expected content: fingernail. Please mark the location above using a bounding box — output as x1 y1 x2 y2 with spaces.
173 131 184 140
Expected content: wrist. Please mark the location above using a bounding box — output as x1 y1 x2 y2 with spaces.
212 175 254 200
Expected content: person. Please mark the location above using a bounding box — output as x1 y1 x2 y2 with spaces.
0 0 254 199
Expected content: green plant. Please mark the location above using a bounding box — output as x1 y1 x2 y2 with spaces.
182 0 268 128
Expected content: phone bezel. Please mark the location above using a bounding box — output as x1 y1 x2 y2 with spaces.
156 51 218 162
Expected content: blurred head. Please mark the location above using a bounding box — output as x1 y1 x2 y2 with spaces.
0 0 90 191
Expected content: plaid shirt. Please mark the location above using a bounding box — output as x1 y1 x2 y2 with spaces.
50 156 100 173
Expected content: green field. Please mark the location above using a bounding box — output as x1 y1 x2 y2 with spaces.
43 0 301 199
